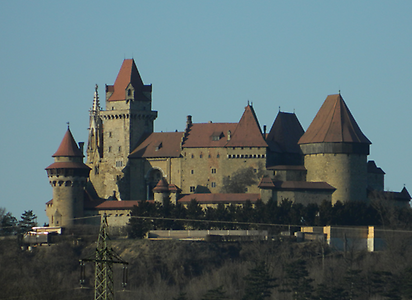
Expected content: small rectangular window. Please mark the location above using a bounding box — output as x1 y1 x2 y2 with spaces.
211 182 217 188
190 186 196 193
191 170 194 174
211 168 216 174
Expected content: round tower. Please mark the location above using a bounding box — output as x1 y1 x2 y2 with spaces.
298 94 371 204
46 128 91 227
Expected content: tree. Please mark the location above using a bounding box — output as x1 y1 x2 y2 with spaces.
173 291 189 300
243 261 277 300
221 167 259 193
127 201 156 238
202 286 228 300
281 259 313 300
0 211 17 236
18 210 37 234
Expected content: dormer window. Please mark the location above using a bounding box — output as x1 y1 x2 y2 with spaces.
155 142 162 151
211 131 223 141
128 89 132 96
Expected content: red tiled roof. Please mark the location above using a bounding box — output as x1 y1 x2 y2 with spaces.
52 129 84 157
258 176 276 188
178 193 260 204
85 199 155 210
299 94 371 145
129 132 183 158
266 112 304 153
258 177 335 191
182 122 237 148
226 105 268 147
168 184 181 192
45 162 91 170
272 181 335 191
107 59 151 102
153 178 169 192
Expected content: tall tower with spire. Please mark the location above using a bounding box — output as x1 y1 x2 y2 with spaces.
46 128 90 227
86 59 157 200
298 94 371 203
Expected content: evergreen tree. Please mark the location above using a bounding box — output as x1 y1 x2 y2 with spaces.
243 261 277 300
186 199 205 229
202 286 228 300
127 201 155 238
281 259 313 300
0 212 17 236
18 210 37 234
173 291 189 300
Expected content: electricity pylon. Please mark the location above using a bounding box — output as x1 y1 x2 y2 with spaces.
80 214 129 300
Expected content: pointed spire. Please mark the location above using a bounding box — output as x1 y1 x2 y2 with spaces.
107 59 151 101
299 94 371 144
52 128 84 157
226 105 267 147
92 84 100 112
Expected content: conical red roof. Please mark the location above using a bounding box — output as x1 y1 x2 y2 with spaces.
107 59 150 101
299 94 371 144
153 178 169 192
226 105 267 147
52 129 84 157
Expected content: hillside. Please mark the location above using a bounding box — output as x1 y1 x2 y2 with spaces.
1 235 412 300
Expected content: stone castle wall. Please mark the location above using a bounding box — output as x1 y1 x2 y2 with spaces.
304 153 368 203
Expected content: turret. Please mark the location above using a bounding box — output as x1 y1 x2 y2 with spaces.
298 94 371 204
46 128 90 227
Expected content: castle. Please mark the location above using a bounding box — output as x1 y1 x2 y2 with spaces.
45 59 410 227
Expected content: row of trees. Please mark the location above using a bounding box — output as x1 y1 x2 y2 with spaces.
0 208 38 235
128 198 412 238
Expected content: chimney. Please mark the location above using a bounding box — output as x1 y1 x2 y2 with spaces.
78 142 84 155
263 125 267 137
186 115 192 126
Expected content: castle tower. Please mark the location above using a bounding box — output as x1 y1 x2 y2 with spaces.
46 128 90 227
298 94 371 204
87 59 158 200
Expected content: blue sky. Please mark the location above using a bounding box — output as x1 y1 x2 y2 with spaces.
1 1 411 224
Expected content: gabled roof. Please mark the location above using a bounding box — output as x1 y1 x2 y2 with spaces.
266 112 304 153
226 105 268 147
52 129 84 157
299 94 371 145
178 193 260 204
107 59 151 102
182 122 238 148
129 132 183 158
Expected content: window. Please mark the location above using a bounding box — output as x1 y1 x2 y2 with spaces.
118 146 121 152
191 154 194 158
211 182 216 188
128 89 132 96
108 146 112 152
116 161 123 167
200 153 203 158
211 168 216 174
191 170 194 174
217 153 220 158
109 132 112 138
190 186 196 193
